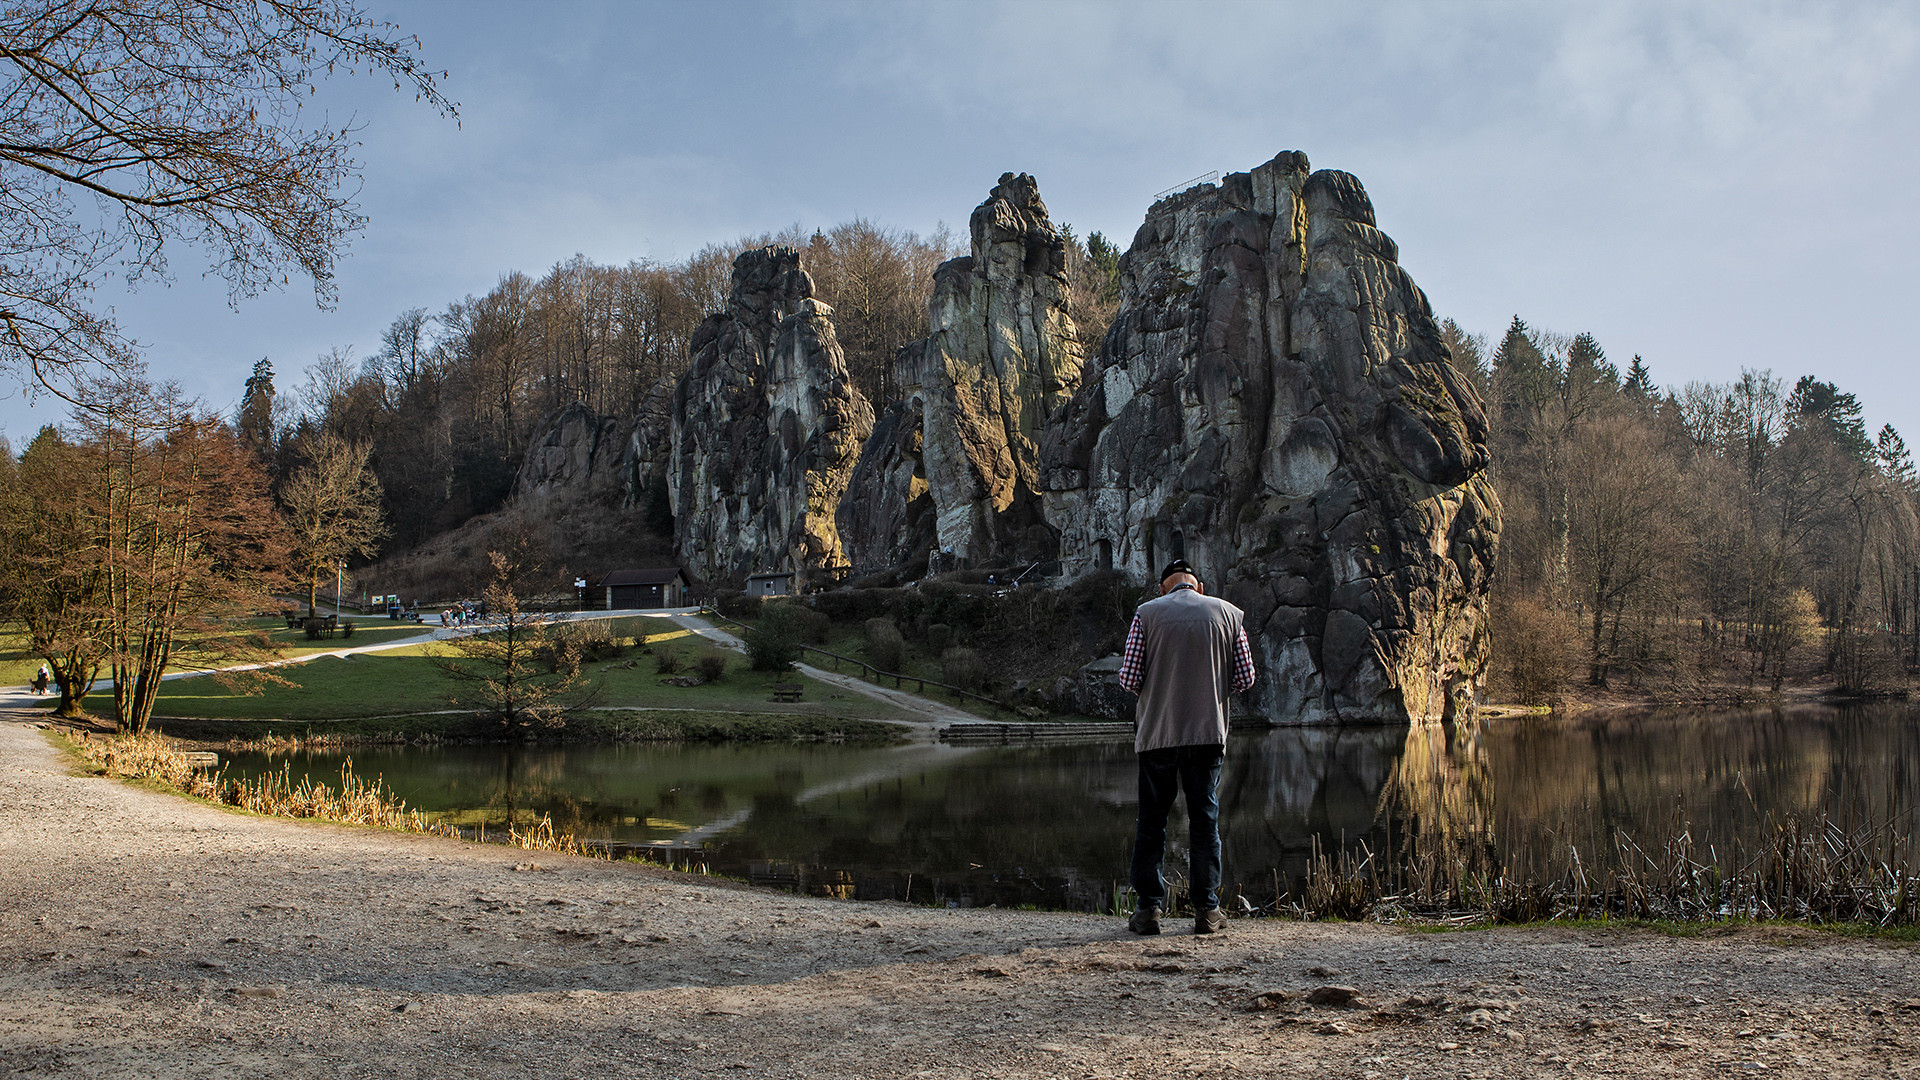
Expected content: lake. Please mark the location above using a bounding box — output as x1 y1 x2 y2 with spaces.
224 704 1920 911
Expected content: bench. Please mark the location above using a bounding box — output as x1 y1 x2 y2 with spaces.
770 682 804 703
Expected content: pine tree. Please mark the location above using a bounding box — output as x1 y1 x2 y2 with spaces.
236 357 276 465
1623 355 1655 398
1877 424 1915 487
1787 376 1871 461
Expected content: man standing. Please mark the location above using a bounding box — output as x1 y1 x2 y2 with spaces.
1117 559 1256 935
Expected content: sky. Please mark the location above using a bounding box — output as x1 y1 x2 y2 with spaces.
5 0 1917 444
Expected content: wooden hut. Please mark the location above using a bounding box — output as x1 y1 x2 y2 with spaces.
597 567 688 610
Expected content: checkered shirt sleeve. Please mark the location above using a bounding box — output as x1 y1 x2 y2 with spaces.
1231 627 1257 694
1117 615 1147 695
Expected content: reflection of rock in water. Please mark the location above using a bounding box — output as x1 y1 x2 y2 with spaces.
1217 721 1495 900
1220 727 1406 893
1379 718 1495 865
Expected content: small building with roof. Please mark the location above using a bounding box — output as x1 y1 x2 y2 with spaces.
596 567 688 610
745 571 794 597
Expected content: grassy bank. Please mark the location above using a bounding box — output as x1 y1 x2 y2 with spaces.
84 626 904 723
148 708 907 748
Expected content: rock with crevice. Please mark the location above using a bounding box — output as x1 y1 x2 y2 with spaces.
514 401 624 505
1041 150 1500 725
670 246 873 585
841 173 1084 573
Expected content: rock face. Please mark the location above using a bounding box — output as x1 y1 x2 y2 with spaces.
618 377 678 524
670 246 874 585
840 173 1084 572
515 401 624 504
1041 151 1500 724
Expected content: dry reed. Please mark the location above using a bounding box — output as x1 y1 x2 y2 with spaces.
1285 811 1917 927
64 732 602 859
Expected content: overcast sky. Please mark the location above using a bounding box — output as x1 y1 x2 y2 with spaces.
5 0 1916 445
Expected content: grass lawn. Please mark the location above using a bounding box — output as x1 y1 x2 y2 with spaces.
0 629 45 686
0 618 429 688
89 624 910 723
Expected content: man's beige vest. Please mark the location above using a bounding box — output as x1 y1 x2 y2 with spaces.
1131 587 1245 753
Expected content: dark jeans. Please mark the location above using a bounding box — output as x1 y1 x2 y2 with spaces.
1130 743 1224 912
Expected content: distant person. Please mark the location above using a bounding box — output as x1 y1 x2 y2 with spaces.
32 665 49 695
1117 559 1256 936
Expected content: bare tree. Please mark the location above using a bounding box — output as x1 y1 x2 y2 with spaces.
1567 413 1687 685
0 1 453 397
433 538 586 730
281 429 386 613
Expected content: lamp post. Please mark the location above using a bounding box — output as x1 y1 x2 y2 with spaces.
335 559 344 615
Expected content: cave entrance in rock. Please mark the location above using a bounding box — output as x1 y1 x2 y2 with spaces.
1096 539 1112 572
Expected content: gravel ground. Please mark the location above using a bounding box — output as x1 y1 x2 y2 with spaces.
2 716 1916 1079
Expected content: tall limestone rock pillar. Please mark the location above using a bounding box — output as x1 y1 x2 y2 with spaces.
1042 151 1501 724
841 173 1085 572
670 246 874 586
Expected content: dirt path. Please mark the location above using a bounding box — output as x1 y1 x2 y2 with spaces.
1 717 1915 1078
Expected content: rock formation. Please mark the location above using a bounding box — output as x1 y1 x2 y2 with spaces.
515 401 625 504
840 173 1084 572
1041 151 1500 724
670 246 874 585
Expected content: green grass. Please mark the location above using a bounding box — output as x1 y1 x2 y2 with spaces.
85 626 912 723
795 619 1107 723
0 629 45 686
0 617 428 688
240 615 430 654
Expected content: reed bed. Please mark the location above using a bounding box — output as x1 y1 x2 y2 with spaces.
66 732 601 859
1282 812 1918 927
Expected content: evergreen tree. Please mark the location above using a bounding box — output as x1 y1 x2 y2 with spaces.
1493 315 1556 421
1787 376 1871 460
1560 332 1619 423
235 357 276 466
1876 424 1915 487
1623 355 1655 398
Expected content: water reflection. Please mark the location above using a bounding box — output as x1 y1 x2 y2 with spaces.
226 704 1918 911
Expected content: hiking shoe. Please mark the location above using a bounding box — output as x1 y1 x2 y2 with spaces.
1128 906 1161 936
1194 907 1227 935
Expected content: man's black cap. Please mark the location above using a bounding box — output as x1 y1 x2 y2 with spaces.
1159 559 1198 584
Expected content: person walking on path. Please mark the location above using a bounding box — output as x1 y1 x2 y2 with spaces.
1117 559 1257 936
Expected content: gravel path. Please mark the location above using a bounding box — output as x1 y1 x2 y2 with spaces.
1 716 1916 1078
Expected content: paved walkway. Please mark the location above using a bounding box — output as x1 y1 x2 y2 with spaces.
670 612 988 729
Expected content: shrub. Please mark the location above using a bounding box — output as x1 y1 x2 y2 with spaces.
810 588 894 625
654 649 682 675
1490 595 1578 706
925 622 952 656
746 603 808 671
694 652 728 683
941 646 986 692
864 617 905 673
714 590 759 620
340 620 355 639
